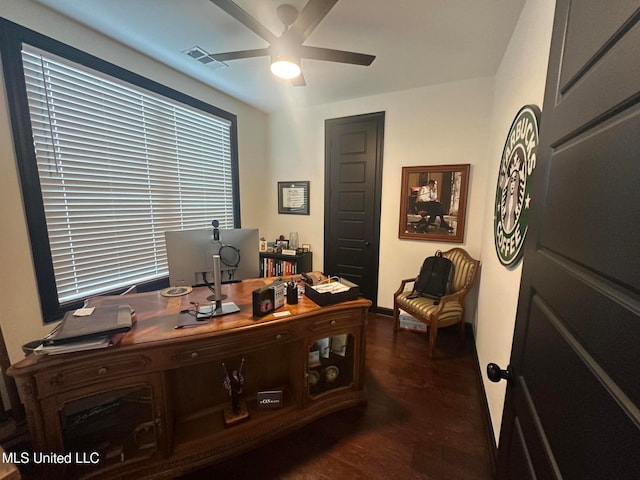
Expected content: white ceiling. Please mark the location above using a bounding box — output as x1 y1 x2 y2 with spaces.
35 0 526 113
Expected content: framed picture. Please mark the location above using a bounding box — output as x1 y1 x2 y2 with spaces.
278 181 309 215
399 164 470 243
276 239 289 250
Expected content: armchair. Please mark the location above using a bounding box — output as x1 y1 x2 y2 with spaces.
393 248 480 357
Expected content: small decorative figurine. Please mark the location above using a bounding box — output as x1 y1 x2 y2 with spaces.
222 358 249 426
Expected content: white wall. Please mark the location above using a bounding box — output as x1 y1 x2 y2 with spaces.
476 0 555 444
0 0 268 364
266 77 495 315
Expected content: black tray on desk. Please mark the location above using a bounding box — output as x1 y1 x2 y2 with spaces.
304 278 359 306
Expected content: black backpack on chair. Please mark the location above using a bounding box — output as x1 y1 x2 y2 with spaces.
407 251 454 304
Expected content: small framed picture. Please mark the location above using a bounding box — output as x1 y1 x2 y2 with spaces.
331 334 348 357
316 337 330 359
276 239 289 250
278 181 309 215
301 244 311 253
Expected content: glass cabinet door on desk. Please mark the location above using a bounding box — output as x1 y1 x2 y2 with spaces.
42 377 163 476
307 334 355 397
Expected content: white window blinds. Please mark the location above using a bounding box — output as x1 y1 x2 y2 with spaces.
22 45 235 303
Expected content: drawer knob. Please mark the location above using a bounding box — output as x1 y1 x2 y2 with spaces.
97 367 108 375
191 352 199 359
275 334 283 340
330 320 336 325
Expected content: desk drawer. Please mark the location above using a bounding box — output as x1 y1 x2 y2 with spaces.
308 311 363 333
168 326 297 364
35 354 152 396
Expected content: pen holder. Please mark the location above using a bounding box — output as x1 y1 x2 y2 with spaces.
286 284 298 304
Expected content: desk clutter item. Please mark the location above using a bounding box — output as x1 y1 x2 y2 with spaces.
289 232 299 250
286 282 298 304
34 336 117 355
161 286 193 297
34 304 134 355
305 277 359 306
45 304 133 345
257 390 283 409
252 281 286 317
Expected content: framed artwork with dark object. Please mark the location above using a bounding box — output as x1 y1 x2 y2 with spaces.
276 239 289 250
398 164 470 243
278 181 309 215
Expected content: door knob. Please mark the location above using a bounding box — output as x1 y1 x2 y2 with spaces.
487 363 512 383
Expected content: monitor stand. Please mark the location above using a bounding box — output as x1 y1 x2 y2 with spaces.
197 301 240 318
204 255 240 316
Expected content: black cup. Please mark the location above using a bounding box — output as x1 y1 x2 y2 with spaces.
287 284 298 304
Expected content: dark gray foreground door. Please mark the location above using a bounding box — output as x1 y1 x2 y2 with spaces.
494 2 640 479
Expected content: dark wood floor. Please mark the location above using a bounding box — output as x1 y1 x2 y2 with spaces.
181 314 495 479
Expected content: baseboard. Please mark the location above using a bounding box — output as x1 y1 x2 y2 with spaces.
374 306 393 317
469 334 498 476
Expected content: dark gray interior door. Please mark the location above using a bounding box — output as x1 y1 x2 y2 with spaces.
494 2 640 479
324 112 384 306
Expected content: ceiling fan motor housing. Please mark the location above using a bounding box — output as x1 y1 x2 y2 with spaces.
276 4 299 29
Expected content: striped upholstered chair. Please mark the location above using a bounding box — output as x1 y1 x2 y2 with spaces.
393 248 480 358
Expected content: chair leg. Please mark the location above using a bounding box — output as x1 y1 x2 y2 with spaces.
427 321 438 358
392 301 400 332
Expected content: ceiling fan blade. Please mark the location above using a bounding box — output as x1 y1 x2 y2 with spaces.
209 0 278 44
291 72 306 87
299 46 375 66
286 0 339 43
210 48 270 62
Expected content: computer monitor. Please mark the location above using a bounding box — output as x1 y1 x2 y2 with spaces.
165 227 260 287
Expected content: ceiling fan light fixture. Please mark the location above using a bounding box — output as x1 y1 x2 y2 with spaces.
270 56 301 79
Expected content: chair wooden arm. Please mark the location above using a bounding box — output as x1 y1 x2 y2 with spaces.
394 278 417 297
433 288 465 312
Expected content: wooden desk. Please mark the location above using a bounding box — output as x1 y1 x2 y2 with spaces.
8 277 371 479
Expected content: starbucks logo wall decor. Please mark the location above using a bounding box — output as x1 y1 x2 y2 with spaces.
494 105 540 266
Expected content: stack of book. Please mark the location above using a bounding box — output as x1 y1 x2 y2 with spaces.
261 257 300 277
35 304 134 355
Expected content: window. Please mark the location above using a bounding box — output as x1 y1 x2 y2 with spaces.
1 20 239 321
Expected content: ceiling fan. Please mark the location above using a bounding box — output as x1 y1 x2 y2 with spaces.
209 0 376 86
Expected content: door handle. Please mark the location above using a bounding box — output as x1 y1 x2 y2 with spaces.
364 241 371 247
487 363 512 383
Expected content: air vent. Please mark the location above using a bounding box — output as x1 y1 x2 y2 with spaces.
182 46 228 70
